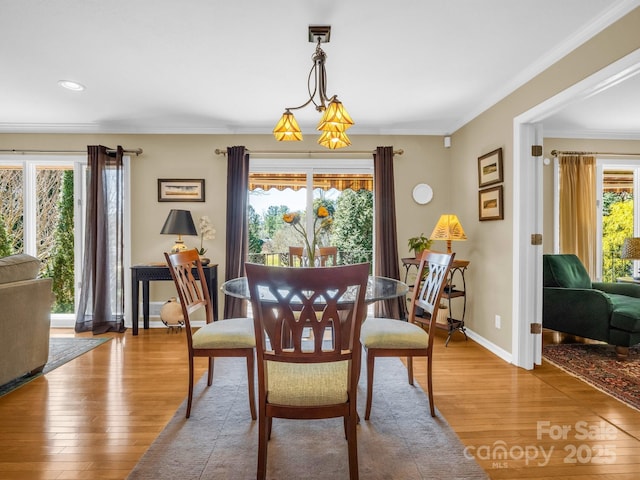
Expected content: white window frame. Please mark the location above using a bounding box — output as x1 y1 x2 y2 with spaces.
0 155 132 327
250 157 374 243
0 155 85 324
595 158 640 281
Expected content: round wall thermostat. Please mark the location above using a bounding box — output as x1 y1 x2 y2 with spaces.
412 183 433 204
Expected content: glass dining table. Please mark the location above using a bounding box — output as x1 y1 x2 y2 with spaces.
221 275 409 304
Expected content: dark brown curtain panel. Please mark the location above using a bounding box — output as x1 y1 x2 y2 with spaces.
374 146 407 319
75 145 126 334
224 146 250 319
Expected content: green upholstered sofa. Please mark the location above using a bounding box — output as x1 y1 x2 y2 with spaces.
543 254 640 359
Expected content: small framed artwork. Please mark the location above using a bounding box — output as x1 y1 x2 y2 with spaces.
477 148 503 188
157 179 205 202
478 185 504 221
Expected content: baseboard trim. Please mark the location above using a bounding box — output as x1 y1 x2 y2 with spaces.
464 327 513 364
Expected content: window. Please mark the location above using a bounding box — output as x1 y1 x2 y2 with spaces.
248 158 374 267
0 156 85 319
597 160 639 281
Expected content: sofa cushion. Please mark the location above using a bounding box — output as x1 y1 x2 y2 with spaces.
0 254 41 285
608 294 640 333
543 254 592 289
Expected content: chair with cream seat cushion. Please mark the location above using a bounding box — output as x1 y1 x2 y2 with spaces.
246 262 370 480
165 249 256 420
360 250 454 419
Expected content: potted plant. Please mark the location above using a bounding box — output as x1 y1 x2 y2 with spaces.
408 233 432 258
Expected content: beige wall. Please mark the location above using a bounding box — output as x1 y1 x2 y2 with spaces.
449 7 640 353
2 7 639 355
0 132 451 310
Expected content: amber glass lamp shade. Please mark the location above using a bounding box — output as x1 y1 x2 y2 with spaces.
273 111 303 141
317 99 354 132
430 214 467 254
160 209 197 253
317 130 351 149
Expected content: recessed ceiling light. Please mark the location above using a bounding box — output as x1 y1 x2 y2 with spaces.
57 80 85 91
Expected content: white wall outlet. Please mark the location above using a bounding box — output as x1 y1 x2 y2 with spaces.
495 315 501 329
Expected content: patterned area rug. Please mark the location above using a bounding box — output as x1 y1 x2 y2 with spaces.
0 337 110 397
542 343 640 411
127 357 488 480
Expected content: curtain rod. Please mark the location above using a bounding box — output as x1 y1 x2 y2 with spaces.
0 148 143 156
214 148 403 156
550 150 640 157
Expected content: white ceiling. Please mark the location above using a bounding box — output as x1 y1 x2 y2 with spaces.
1 0 639 138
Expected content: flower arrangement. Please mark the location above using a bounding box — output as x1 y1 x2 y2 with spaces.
197 216 216 255
283 205 333 265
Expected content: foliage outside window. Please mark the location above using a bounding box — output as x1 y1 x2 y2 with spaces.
249 188 373 267
0 166 75 313
601 191 633 282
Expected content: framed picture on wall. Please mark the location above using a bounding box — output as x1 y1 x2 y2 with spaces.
478 185 504 221
477 148 503 187
157 179 205 202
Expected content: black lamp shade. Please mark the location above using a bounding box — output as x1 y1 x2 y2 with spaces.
160 209 197 236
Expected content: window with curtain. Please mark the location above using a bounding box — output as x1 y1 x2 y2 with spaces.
247 158 374 268
75 146 126 334
554 155 640 281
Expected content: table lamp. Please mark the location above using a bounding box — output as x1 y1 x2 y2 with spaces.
160 209 197 253
621 237 640 279
430 214 467 254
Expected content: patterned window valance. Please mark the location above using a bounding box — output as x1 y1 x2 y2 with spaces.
249 173 373 192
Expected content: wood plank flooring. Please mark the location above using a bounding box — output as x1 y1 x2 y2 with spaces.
0 327 638 479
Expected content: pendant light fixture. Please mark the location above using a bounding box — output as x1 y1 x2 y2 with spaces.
273 25 354 149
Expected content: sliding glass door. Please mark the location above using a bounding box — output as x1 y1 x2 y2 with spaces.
0 156 85 318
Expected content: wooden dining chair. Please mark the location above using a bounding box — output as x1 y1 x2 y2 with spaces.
360 250 454 419
164 249 256 420
288 246 304 267
245 262 370 480
318 245 338 266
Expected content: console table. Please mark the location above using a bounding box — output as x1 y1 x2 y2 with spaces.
401 256 470 346
130 264 218 335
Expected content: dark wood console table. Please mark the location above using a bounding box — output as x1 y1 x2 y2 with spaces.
130 264 218 335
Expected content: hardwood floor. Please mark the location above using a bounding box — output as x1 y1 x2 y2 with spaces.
0 328 638 479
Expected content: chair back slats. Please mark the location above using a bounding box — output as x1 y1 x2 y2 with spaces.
164 249 213 338
410 250 455 336
288 246 304 267
318 246 338 266
165 248 257 421
289 246 338 267
246 263 369 364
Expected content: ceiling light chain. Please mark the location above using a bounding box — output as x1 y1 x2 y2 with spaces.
273 26 354 149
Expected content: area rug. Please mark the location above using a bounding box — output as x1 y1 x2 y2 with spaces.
543 343 640 411
0 337 110 397
127 357 487 480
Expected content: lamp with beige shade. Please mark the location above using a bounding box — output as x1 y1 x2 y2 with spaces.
430 214 467 254
621 237 640 280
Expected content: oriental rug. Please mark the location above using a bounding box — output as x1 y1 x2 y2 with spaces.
543 343 640 411
127 357 487 480
0 337 110 397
